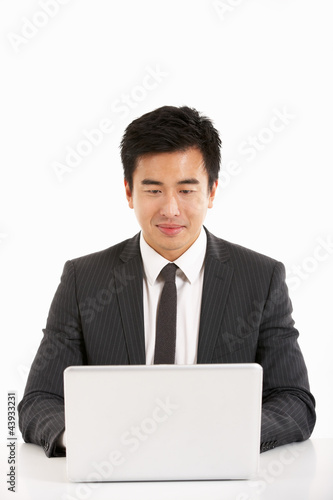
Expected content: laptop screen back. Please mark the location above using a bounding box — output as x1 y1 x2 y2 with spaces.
64 363 262 482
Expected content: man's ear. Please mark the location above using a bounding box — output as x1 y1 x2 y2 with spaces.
124 179 134 209
208 180 218 209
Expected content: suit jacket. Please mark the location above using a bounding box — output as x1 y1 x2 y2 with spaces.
18 228 316 457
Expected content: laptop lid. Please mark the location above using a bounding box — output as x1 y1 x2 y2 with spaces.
64 363 262 482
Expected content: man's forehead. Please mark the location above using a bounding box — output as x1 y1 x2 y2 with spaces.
133 149 207 180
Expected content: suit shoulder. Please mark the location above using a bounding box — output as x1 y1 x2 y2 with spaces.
207 231 281 271
225 239 279 266
67 234 140 271
220 237 286 285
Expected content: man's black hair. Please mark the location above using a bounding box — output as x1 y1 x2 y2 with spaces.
120 105 221 191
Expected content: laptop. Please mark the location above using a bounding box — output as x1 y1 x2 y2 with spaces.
63 363 262 482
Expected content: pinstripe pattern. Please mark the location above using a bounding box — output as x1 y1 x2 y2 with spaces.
18 228 316 457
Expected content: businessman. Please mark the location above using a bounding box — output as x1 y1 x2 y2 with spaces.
18 105 316 457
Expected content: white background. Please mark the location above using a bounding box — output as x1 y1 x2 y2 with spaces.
1 0 332 441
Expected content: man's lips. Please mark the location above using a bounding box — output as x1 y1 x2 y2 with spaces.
156 224 185 236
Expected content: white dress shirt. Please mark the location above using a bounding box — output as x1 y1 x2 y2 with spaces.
140 228 207 365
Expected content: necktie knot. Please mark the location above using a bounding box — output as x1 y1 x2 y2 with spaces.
160 263 177 283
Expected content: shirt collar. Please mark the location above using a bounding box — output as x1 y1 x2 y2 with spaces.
140 228 207 285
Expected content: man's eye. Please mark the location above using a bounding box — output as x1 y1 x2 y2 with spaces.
180 190 193 194
146 190 161 194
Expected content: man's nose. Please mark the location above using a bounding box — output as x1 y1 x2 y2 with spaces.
160 194 180 217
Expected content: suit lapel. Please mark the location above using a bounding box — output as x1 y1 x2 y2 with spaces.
114 233 146 365
197 229 234 363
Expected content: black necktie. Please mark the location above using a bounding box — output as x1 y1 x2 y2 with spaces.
154 263 178 364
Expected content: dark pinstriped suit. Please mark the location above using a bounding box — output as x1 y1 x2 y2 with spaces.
18 228 316 457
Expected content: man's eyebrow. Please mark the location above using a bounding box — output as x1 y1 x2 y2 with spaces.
140 178 200 186
141 179 163 186
177 178 200 185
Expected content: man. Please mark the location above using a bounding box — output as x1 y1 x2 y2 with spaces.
18 105 316 457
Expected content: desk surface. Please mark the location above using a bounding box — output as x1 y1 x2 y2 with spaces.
1 439 332 500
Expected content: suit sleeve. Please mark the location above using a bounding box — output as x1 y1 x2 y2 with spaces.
256 261 316 452
18 260 87 457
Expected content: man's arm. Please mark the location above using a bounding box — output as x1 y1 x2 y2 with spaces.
18 260 86 457
256 261 316 451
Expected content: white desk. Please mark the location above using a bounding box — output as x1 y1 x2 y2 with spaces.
1 439 332 500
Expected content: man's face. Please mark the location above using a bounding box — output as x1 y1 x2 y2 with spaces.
125 147 218 261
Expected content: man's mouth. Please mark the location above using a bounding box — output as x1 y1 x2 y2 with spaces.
156 224 185 236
